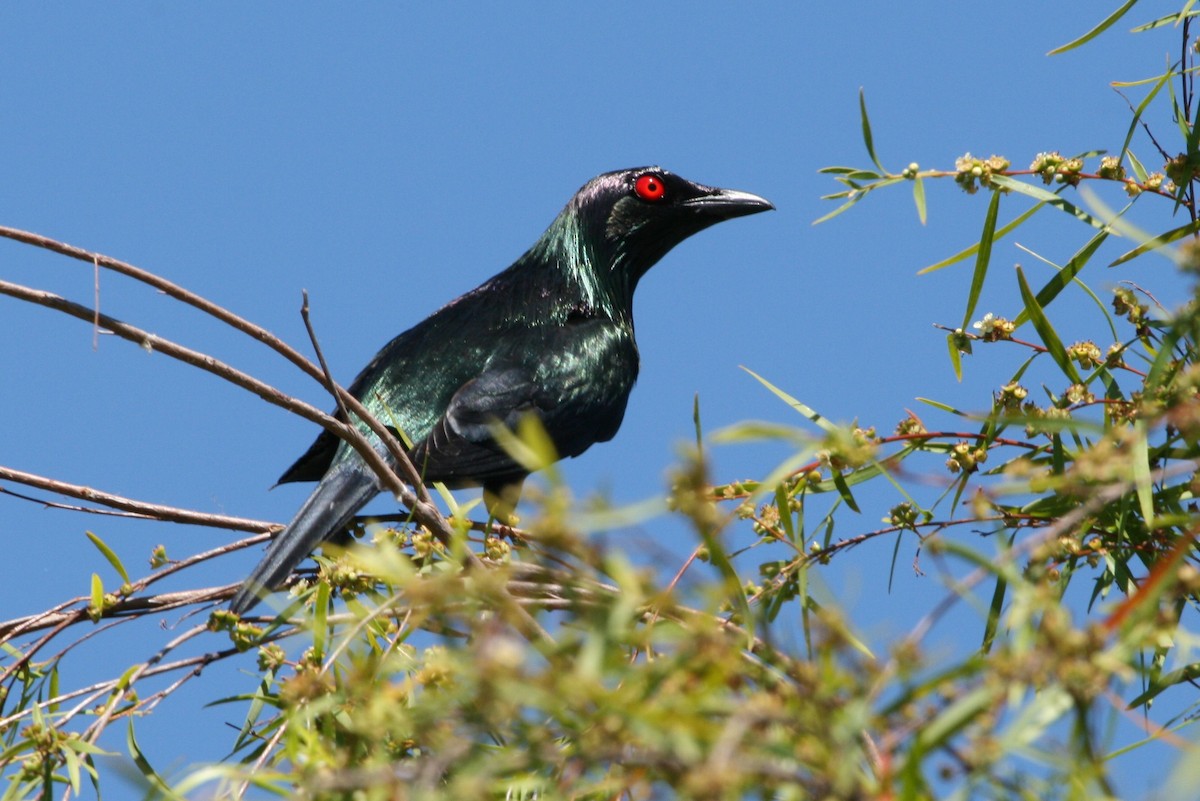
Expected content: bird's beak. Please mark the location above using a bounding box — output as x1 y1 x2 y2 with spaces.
682 187 775 219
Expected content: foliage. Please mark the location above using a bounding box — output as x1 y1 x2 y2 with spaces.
5 2 1200 799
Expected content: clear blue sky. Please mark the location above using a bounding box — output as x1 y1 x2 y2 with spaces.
0 3 1190 797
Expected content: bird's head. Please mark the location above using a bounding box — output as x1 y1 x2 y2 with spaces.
575 167 773 278
528 167 773 314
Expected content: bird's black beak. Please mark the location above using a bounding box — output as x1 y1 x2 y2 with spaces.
682 187 774 219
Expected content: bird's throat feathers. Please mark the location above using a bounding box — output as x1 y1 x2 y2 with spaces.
515 205 638 325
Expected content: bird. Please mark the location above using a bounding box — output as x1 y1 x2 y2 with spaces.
229 166 773 614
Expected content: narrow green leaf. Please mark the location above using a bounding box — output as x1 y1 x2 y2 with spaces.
312 580 330 662
128 722 188 801
699 523 753 644
886 529 904 593
1012 228 1109 327
62 748 82 796
842 170 882 181
1127 662 1200 707
490 415 559 473
911 174 927 225
946 332 963 381
693 393 703 453
812 193 864 225
1015 266 1082 384
916 685 996 750
981 537 1013 653
1132 422 1155 525
859 88 883 171
1047 0 1139 54
1109 217 1200 266
741 366 839 433
49 665 60 714
919 202 1043 274
1118 76 1168 171
998 686 1074 751
1130 10 1197 33
987 175 1106 229
1145 323 1186 391
803 595 874 658
831 471 861 513
916 396 969 416
90 573 104 619
1127 149 1148 182
710 420 809 444
960 190 1001 332
113 663 139 691
84 530 130 584
774 483 796 541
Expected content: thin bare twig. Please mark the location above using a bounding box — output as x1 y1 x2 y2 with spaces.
301 290 355 444
0 224 442 522
0 276 451 541
92 253 100 350
0 465 276 532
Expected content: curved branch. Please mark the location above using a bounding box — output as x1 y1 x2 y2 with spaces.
0 465 276 532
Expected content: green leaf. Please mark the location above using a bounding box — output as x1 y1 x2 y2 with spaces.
960 190 1001 332
1132 422 1155 525
803 595 874 658
1047 0 1140 54
982 572 1007 654
987 174 1106 229
912 174 927 224
915 396 971 416
859 88 883 172
1127 149 1149 182
489 414 560 474
1015 266 1082 384
89 573 104 620
1130 10 1198 33
999 686 1074 751
741 366 839 434
84 530 130 584
774 483 796 541
48 665 60 713
1144 322 1186 391
946 332 963 382
831 470 861 513
61 747 82 796
710 420 809 444
918 202 1043 274
916 685 996 751
1109 217 1200 266
698 520 754 644
1127 662 1200 708
1013 227 1110 326
312 580 330 662
128 722 187 801
812 193 865 225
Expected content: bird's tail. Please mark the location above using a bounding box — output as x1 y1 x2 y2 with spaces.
230 466 380 615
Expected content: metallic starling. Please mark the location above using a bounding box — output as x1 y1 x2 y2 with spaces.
230 167 772 613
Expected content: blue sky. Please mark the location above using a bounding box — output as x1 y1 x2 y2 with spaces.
1 3 1193 797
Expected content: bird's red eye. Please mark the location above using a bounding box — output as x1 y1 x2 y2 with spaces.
634 173 666 202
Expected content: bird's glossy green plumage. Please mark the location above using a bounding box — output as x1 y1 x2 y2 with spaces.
230 167 772 613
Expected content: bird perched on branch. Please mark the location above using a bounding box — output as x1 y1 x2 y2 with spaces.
230 167 772 614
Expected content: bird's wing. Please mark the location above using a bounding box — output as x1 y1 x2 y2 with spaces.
413 365 543 485
414 319 638 486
